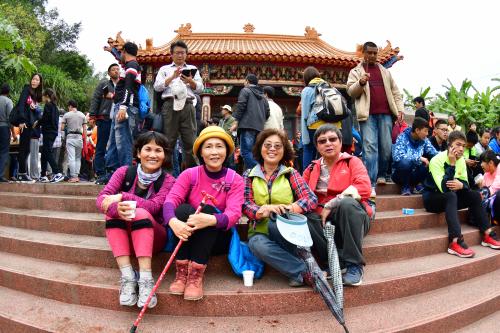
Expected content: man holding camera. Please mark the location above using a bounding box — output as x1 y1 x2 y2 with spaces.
153 40 203 169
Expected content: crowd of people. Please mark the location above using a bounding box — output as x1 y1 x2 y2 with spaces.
1 40 499 310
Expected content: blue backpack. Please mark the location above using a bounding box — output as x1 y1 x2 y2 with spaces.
137 85 151 120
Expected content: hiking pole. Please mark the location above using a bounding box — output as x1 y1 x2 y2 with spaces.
130 191 217 333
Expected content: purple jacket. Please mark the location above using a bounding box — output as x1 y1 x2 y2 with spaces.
96 166 175 223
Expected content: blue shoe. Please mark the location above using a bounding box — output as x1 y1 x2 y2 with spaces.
342 264 363 286
401 186 411 196
412 184 424 194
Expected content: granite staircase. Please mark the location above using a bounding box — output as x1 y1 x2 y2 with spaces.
0 183 499 332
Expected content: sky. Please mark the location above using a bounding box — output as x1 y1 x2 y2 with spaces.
47 0 500 98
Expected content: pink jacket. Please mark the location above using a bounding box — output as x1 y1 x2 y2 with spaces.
96 166 176 223
483 166 500 195
163 166 244 230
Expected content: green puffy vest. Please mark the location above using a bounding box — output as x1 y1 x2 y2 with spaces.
248 165 294 238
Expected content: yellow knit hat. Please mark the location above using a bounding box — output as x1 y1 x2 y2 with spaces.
193 126 235 156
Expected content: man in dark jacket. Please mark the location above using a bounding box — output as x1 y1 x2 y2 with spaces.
231 74 270 170
90 63 119 184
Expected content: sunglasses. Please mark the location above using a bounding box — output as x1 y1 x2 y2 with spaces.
317 136 339 145
263 143 283 150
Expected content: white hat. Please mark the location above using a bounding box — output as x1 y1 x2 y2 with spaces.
221 104 232 112
172 80 188 111
275 212 313 247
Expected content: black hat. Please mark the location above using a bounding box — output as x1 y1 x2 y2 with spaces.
123 42 138 56
246 74 258 85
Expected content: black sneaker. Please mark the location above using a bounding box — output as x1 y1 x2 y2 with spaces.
17 174 35 183
95 175 109 185
0 177 8 183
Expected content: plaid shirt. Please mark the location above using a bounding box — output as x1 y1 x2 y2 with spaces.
243 165 317 220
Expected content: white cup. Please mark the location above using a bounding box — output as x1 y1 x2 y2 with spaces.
122 201 137 219
242 270 255 287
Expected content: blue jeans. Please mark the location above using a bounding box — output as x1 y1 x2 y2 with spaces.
0 127 10 178
360 114 393 187
94 119 111 177
105 105 137 172
248 221 306 282
239 129 258 171
302 128 317 170
392 159 428 188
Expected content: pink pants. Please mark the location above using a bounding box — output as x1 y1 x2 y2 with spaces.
105 208 166 258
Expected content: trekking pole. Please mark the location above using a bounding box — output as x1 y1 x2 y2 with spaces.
130 191 217 333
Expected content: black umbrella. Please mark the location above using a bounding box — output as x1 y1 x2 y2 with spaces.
296 246 349 333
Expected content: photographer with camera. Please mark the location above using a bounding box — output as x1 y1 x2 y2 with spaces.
153 40 203 170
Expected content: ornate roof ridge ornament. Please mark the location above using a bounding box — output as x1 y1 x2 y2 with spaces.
175 23 192 37
243 23 255 33
304 26 321 39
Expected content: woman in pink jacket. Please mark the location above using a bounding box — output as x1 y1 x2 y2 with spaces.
96 131 175 309
163 126 244 301
480 150 500 225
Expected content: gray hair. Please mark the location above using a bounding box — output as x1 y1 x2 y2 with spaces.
313 124 343 147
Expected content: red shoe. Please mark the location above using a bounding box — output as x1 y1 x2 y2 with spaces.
447 240 475 258
481 232 500 249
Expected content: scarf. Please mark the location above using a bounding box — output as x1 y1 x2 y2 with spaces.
137 163 162 186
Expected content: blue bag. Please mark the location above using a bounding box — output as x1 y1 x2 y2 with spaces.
228 227 264 279
137 84 151 120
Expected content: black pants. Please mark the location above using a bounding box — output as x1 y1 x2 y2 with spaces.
307 197 370 266
490 191 500 223
423 189 490 241
17 127 32 174
41 132 59 175
173 203 232 264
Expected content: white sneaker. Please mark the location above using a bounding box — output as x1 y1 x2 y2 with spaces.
39 176 50 183
119 277 138 306
51 173 64 183
137 278 157 308
370 188 377 199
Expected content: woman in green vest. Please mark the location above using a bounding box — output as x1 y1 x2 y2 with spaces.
243 128 318 286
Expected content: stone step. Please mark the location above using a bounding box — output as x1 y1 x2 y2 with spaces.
0 224 487 268
1 269 500 332
375 193 424 211
0 205 465 238
0 182 103 196
0 246 499 317
454 310 500 333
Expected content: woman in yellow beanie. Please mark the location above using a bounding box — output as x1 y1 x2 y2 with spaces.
162 126 244 300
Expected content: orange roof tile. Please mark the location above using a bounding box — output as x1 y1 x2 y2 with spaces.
107 24 400 68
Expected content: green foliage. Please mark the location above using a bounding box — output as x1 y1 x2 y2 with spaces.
48 50 93 80
403 87 432 108
428 79 500 130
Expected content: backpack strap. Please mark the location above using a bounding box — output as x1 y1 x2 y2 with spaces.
223 168 237 192
153 171 166 193
190 166 200 190
121 165 138 193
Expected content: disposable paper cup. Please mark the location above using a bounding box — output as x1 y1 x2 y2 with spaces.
242 270 255 287
122 201 137 219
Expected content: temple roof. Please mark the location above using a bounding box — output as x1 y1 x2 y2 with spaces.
107 23 401 68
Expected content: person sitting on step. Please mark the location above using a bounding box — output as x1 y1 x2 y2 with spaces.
422 131 500 258
303 124 373 286
163 126 244 301
479 150 500 226
392 117 438 196
242 128 318 287
96 131 175 309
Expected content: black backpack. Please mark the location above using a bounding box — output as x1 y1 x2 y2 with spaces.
311 82 351 123
8 104 21 126
121 165 166 193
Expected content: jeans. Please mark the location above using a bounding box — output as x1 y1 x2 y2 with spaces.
0 127 10 178
94 119 111 177
248 221 306 282
41 132 59 175
392 159 428 188
360 114 393 187
66 134 83 178
239 129 258 171
29 138 40 179
423 189 490 240
106 105 137 172
302 128 317 171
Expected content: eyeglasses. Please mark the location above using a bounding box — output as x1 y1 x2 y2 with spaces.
263 142 283 150
173 51 186 55
436 127 448 132
317 136 339 145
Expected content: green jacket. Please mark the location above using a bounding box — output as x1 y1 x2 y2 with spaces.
424 151 469 193
219 115 236 135
247 165 294 238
